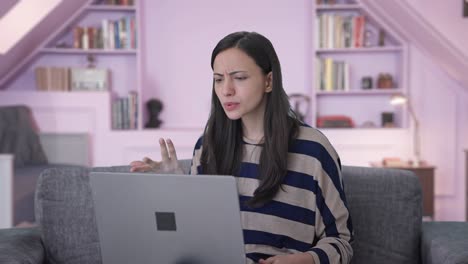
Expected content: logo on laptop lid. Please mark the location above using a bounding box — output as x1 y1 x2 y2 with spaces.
155 212 177 231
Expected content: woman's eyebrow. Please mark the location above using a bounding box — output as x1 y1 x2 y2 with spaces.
213 71 247 76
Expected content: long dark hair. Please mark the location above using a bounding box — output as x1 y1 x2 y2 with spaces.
201 31 300 207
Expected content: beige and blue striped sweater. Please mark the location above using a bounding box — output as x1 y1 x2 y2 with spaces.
190 125 353 264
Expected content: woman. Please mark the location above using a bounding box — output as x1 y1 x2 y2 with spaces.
131 31 353 264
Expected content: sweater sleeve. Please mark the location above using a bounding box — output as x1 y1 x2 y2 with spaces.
307 155 354 264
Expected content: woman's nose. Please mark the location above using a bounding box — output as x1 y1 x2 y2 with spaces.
222 78 235 96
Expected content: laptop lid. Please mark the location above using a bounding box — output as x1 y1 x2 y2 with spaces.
90 172 246 264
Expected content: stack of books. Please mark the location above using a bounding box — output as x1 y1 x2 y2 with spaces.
112 91 138 130
73 16 137 50
316 14 366 49
35 66 110 92
315 57 350 91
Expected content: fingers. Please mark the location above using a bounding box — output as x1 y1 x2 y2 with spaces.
130 138 178 173
130 159 159 172
166 138 178 161
159 138 170 161
142 157 157 166
130 164 152 172
159 138 178 161
130 160 146 167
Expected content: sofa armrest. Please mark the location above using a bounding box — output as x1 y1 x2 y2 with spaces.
0 227 44 264
421 221 468 264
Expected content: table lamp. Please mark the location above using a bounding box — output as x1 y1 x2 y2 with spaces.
390 94 421 167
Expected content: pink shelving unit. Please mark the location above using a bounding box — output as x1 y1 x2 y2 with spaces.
312 0 409 129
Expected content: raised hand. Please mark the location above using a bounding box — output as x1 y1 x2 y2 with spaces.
129 138 184 174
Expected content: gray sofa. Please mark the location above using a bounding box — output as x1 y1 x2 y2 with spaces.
1 160 468 264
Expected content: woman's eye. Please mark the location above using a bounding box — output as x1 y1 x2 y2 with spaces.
214 78 223 83
235 76 247 80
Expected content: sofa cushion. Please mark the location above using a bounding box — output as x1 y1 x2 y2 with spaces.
421 221 468 264
35 166 101 264
0 227 44 264
343 166 422 264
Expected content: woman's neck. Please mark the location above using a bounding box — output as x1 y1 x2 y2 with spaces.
242 117 264 143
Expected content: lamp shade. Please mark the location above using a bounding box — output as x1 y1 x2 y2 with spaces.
390 94 408 105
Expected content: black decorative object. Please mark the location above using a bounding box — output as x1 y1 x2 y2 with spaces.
381 112 394 127
86 54 96 68
145 98 163 128
378 30 385 46
361 76 373 89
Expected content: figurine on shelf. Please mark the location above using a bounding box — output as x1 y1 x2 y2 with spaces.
361 76 373 89
378 29 386 46
377 73 395 89
145 98 163 128
288 93 310 122
364 30 375 47
86 54 96 68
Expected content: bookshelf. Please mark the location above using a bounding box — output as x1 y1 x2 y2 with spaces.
28 0 140 131
312 0 408 129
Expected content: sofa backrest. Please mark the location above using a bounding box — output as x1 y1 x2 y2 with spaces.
343 166 422 264
35 161 422 264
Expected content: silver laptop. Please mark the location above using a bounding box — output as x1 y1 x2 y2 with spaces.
90 172 246 264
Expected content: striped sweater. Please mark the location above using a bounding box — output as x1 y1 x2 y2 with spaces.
190 126 353 264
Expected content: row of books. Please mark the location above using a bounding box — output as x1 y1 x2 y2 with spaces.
96 0 134 6
315 14 365 49
73 16 137 50
315 57 351 91
35 66 109 92
316 0 346 4
112 92 138 130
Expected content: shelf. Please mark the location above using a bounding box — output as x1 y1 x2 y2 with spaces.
316 4 361 11
318 127 404 131
86 5 136 12
316 47 403 54
316 89 402 96
40 48 137 55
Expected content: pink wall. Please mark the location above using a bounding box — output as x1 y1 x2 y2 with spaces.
141 0 311 129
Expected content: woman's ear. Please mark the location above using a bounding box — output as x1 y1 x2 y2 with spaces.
265 72 273 93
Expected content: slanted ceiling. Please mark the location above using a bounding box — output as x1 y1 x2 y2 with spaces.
0 0 89 89
0 0 18 19
360 0 468 90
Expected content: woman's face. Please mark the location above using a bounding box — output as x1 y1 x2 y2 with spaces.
213 48 272 122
